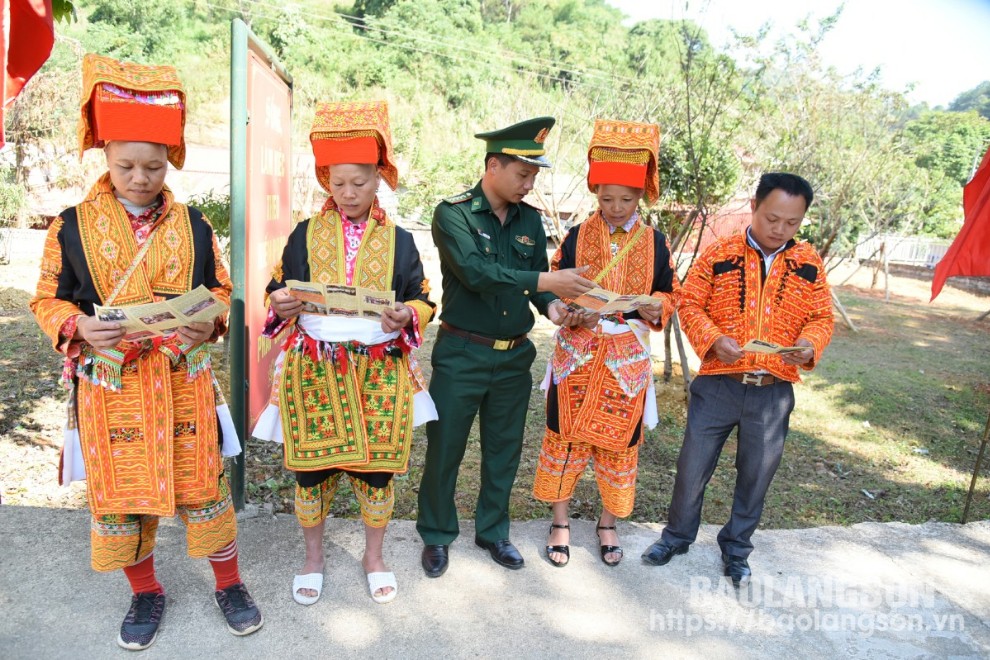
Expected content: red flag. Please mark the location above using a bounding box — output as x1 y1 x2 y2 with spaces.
931 147 990 301
1 0 56 148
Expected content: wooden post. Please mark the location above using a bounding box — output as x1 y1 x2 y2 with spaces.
962 408 990 524
663 324 673 383
831 289 858 332
882 241 890 303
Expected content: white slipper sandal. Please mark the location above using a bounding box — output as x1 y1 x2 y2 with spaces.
366 571 397 604
292 573 324 606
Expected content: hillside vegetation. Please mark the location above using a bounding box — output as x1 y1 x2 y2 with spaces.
6 0 990 256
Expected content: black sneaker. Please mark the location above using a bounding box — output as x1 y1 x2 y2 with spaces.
214 583 264 636
117 592 166 651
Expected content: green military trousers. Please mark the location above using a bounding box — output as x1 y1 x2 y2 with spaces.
416 327 537 545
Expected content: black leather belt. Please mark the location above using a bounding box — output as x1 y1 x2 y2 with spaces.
440 321 527 351
724 372 783 387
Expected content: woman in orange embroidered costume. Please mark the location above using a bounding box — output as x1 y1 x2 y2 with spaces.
251 101 435 605
532 120 680 567
29 54 262 650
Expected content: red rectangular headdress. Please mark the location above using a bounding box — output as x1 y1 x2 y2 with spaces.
309 100 398 193
587 119 660 205
78 53 186 168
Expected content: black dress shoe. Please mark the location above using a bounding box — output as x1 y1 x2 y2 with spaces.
721 553 751 587
421 544 449 578
641 539 688 566
475 537 524 569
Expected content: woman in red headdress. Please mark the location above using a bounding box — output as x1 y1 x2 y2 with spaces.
30 54 262 650
252 101 435 605
532 120 680 568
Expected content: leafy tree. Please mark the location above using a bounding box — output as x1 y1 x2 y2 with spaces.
86 0 189 59
734 9 947 258
0 166 27 227
350 0 399 18
904 110 990 185
949 81 990 120
4 37 83 193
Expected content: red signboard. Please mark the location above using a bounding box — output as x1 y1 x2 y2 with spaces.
245 49 292 426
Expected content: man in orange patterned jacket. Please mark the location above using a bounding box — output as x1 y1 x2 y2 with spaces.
642 173 833 586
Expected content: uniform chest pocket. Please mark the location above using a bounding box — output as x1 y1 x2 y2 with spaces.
509 239 535 266
470 228 498 260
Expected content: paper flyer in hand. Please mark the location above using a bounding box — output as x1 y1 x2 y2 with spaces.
742 339 806 354
94 285 228 340
285 280 396 320
566 287 659 315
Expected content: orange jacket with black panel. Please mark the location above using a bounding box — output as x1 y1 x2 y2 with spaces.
678 233 834 382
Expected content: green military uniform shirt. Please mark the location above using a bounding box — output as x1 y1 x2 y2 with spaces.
431 180 557 337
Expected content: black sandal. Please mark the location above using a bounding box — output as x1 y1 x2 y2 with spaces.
596 520 623 567
545 523 570 567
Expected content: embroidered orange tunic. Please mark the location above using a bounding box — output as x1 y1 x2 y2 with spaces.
678 233 833 381
548 212 679 451
30 175 232 516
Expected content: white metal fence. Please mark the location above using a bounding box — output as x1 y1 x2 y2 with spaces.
854 234 951 268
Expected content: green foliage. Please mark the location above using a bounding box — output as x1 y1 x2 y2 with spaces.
901 110 990 237
52 0 77 23
949 80 990 120
626 19 710 84
86 0 189 59
904 110 990 185
350 0 399 17
188 189 231 240
0 168 27 227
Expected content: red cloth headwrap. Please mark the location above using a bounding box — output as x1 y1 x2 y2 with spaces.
588 160 648 191
312 136 380 167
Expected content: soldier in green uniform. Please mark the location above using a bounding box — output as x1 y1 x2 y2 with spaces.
417 117 596 577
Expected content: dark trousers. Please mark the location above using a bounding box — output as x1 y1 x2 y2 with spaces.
416 329 536 545
661 374 795 558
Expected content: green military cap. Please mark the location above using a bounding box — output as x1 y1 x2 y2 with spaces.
475 116 556 168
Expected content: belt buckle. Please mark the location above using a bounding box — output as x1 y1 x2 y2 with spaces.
740 373 764 386
492 338 512 351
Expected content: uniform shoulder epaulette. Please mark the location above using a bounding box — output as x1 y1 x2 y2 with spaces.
443 190 473 205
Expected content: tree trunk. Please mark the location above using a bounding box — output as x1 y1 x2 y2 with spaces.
831 289 858 332
670 316 693 402
663 323 672 383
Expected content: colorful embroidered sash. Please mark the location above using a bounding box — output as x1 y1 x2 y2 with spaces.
305 207 395 289
578 211 653 294
77 173 194 306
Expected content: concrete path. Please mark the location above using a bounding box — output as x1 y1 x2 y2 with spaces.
1 506 988 659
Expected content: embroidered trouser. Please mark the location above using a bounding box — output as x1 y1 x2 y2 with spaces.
533 429 641 518
90 475 236 572
294 469 394 529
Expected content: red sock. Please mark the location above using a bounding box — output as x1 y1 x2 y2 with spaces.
208 541 242 590
122 553 163 595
